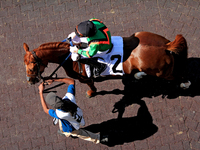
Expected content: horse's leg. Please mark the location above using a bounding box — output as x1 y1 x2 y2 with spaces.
167 73 191 89
85 79 97 98
78 76 97 97
180 81 191 89
171 58 191 89
66 71 97 97
134 72 147 80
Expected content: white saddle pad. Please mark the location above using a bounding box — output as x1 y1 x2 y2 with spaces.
98 36 124 76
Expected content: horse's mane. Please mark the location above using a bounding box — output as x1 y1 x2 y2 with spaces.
38 42 70 50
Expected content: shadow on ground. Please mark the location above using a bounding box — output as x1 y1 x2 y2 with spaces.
44 58 200 146
85 57 200 146
83 100 158 147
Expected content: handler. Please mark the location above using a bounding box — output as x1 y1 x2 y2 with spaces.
38 78 101 144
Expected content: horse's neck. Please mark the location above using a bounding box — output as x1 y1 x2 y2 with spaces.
35 46 87 78
36 48 70 64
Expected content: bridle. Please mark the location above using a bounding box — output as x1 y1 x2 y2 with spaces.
26 51 46 81
26 38 73 82
26 50 72 82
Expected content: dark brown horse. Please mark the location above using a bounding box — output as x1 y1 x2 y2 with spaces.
23 32 191 97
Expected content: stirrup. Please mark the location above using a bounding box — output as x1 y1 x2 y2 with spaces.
93 63 106 77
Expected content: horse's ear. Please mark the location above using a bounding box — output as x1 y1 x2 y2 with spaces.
23 43 29 52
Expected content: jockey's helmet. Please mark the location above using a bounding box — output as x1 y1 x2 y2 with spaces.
75 20 97 37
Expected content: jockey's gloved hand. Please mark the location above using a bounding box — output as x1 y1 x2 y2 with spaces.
71 53 80 61
70 46 80 61
67 32 76 40
70 46 78 53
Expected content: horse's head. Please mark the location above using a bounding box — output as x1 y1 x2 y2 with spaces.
23 43 47 85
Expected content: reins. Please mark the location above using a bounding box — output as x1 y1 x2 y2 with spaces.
47 38 73 78
48 52 71 78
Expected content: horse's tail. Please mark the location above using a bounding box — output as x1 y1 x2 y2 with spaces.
166 34 188 57
166 34 188 77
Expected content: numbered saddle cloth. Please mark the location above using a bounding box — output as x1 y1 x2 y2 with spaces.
99 36 124 76
85 36 125 77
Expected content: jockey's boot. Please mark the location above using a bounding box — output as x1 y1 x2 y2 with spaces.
78 58 106 77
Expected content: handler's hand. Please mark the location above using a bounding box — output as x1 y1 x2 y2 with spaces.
38 82 45 93
45 79 54 85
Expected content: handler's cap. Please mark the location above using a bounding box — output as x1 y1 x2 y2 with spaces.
45 92 64 109
75 20 97 37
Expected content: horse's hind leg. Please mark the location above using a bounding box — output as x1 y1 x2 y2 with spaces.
166 74 191 89
134 72 147 80
180 81 191 89
173 72 191 89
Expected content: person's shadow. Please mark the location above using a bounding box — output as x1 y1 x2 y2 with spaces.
83 100 158 146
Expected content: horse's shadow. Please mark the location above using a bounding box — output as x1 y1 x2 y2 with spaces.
83 100 158 147
85 57 200 146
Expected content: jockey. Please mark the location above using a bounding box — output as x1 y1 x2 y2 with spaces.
69 18 113 77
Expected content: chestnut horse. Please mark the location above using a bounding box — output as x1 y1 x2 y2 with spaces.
23 32 191 97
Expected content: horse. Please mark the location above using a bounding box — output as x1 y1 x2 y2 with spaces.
23 32 191 97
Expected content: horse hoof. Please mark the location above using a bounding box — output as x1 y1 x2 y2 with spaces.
86 90 95 98
180 81 191 89
86 92 92 98
134 72 147 80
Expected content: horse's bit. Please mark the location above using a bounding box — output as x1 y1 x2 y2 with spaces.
26 51 45 81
